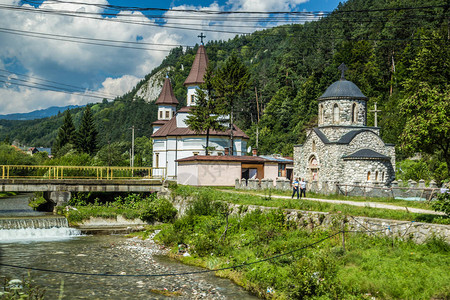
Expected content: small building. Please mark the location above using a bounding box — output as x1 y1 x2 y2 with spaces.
294 64 396 190
177 155 293 186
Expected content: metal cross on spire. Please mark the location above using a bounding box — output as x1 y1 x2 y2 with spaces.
338 63 348 80
198 32 206 45
369 102 382 127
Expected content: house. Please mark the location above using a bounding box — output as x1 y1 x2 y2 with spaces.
177 154 293 186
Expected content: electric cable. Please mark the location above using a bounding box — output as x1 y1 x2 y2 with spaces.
0 231 342 277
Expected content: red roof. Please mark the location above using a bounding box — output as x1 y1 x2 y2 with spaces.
151 119 169 126
184 45 209 86
177 155 267 163
151 114 249 139
155 77 179 105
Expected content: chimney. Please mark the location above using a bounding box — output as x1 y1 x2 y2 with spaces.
224 148 229 156
252 148 258 156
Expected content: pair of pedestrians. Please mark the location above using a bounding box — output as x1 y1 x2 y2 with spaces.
292 178 306 199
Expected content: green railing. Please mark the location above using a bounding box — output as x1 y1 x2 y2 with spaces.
0 165 166 180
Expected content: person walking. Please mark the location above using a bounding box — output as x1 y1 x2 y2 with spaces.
292 178 299 199
300 178 306 198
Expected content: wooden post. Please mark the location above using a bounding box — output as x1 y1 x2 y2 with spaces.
342 217 346 252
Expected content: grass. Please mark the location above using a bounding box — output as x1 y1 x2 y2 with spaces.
151 191 450 300
173 185 443 224
0 192 16 198
230 188 435 210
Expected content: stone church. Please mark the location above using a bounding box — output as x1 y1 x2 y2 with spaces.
294 64 396 191
151 43 249 179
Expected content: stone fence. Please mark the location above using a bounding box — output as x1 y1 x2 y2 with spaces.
170 196 449 244
235 178 447 201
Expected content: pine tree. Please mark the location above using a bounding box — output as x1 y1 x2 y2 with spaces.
76 106 98 155
53 109 76 156
186 67 226 155
213 55 250 155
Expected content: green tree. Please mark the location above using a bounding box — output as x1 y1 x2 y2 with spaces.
399 29 450 176
76 106 98 155
53 109 76 156
213 55 250 155
186 67 226 155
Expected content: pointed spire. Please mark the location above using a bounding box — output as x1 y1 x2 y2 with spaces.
184 45 209 86
155 77 179 105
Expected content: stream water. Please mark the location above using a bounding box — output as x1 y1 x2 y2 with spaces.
0 194 258 299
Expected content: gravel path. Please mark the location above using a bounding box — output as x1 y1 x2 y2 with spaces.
223 190 444 215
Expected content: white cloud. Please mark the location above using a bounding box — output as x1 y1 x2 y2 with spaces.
0 0 312 114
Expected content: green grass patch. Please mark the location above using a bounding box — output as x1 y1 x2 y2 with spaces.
153 190 450 299
173 186 442 224
57 193 177 225
229 188 435 210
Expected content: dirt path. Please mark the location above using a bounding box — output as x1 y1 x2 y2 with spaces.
221 190 444 216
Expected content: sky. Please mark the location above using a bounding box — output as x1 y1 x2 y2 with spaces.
0 0 343 114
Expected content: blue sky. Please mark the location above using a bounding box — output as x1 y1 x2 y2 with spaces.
0 0 343 114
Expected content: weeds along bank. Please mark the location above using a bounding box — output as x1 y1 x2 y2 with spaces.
150 186 450 299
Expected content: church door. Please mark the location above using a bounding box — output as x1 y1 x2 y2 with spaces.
309 156 319 182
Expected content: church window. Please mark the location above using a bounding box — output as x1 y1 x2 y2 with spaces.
367 171 371 181
352 103 357 123
333 104 339 124
159 111 163 119
191 94 195 105
155 153 159 168
382 172 385 182
165 111 169 119
312 140 316 152
375 171 379 181
319 104 324 124
193 152 199 156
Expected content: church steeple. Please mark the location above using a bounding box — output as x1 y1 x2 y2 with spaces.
155 75 178 121
184 36 209 106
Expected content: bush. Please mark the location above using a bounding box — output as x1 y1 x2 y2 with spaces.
140 198 177 223
432 192 450 217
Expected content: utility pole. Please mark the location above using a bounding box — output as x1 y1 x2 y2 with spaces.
129 126 135 168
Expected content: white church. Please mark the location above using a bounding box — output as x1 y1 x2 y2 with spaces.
151 43 249 179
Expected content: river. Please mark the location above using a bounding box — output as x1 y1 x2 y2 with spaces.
0 194 257 299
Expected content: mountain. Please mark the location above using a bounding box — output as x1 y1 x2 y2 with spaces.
0 105 83 120
0 0 447 157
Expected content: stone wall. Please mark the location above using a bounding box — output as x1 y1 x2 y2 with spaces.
226 204 450 244
319 99 367 128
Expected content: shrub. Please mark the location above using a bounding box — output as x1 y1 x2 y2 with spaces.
432 192 450 217
140 198 177 223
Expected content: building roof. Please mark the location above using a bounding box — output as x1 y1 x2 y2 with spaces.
155 77 179 105
336 129 376 144
342 149 390 160
177 155 268 163
151 119 169 126
319 79 367 100
184 45 209 86
151 116 249 139
259 155 293 163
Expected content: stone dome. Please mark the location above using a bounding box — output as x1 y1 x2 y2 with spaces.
319 79 367 100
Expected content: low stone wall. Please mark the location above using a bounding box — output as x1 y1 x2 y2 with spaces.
169 195 449 244
75 215 149 234
226 204 449 244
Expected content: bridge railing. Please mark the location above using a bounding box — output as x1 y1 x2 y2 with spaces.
0 165 166 180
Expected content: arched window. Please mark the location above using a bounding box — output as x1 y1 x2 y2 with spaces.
352 103 357 123
333 104 339 124
320 104 324 124
375 171 379 181
312 140 316 152
367 171 371 181
382 172 385 182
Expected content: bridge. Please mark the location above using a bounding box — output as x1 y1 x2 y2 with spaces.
0 165 170 207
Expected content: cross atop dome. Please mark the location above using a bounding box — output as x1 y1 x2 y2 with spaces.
198 32 206 45
338 63 348 80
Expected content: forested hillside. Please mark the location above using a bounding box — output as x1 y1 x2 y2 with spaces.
0 0 448 177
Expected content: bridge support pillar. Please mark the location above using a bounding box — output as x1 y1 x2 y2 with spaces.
44 191 71 211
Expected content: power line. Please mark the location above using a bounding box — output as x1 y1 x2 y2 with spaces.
0 69 118 99
0 231 342 277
